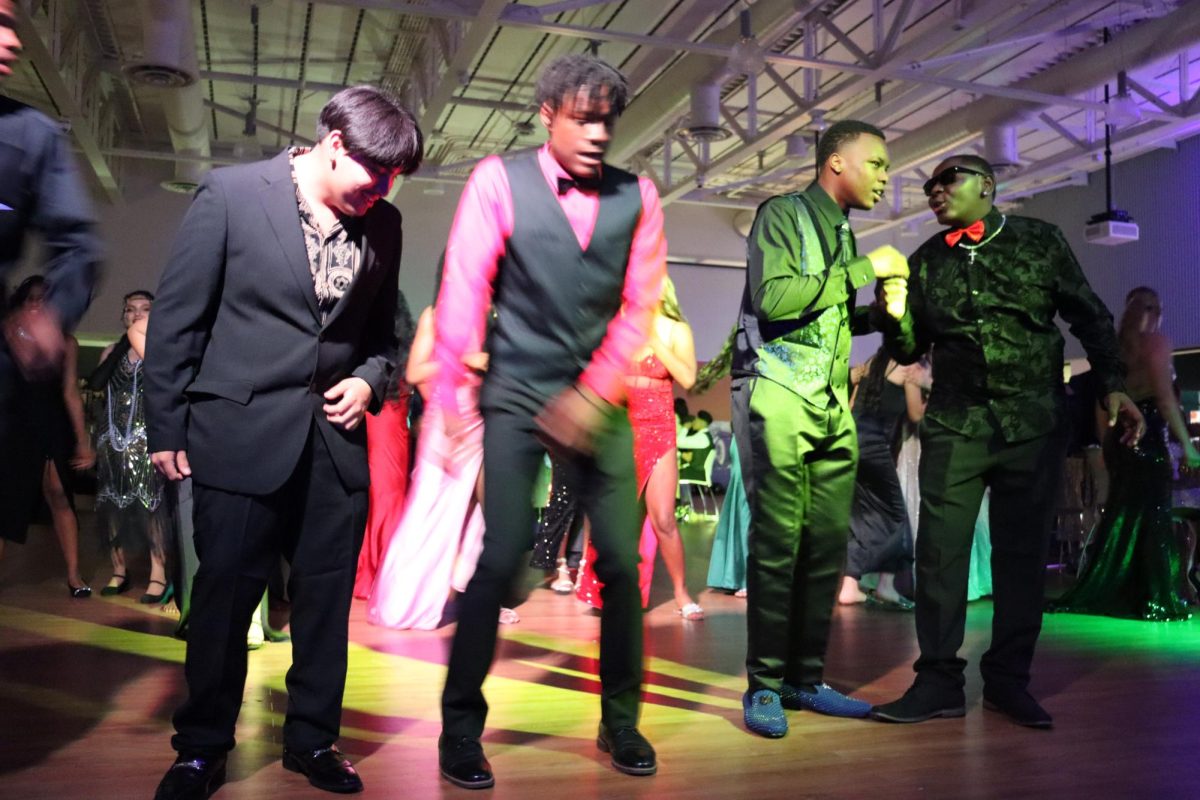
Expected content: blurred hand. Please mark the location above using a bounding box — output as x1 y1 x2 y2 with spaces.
151 450 192 481
1104 391 1145 447
1183 442 1200 470
4 306 65 380
880 278 908 319
535 384 607 456
866 245 910 280
462 351 489 372
323 377 373 431
71 442 95 471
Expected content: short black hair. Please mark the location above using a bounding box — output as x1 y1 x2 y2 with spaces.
123 289 155 304
317 85 425 174
697 410 713 424
535 54 629 116
942 153 996 198
945 153 995 177
815 120 886 171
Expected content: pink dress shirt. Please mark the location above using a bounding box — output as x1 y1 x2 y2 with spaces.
433 143 667 418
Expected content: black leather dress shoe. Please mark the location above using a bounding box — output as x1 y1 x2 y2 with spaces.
870 683 966 723
596 723 656 776
983 686 1053 728
439 735 494 789
153 753 227 800
282 745 363 793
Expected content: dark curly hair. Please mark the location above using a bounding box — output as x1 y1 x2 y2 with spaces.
815 119 886 172
535 54 629 116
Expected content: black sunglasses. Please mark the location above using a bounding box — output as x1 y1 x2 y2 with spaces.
923 165 990 197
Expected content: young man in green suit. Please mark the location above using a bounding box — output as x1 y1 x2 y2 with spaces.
731 119 910 738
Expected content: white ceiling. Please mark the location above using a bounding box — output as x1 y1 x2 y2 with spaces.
7 0 1200 238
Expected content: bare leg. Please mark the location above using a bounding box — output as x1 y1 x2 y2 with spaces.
42 461 86 589
645 449 699 616
838 574 868 604
147 513 167 589
875 572 906 603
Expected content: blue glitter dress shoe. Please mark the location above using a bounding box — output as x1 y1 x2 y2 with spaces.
982 686 1052 729
780 682 872 718
153 752 227 800
742 689 788 738
439 735 494 790
870 682 966 723
597 723 656 776
282 745 363 793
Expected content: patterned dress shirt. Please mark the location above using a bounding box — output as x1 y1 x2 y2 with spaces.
884 207 1123 442
289 147 362 323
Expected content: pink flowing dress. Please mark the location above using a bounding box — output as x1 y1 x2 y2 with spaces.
367 385 485 630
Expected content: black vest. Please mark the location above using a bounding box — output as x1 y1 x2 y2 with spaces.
480 154 642 414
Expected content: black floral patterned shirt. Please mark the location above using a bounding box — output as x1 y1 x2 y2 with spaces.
883 207 1123 442
289 147 362 323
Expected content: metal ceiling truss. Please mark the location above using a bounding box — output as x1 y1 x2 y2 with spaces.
14 0 124 202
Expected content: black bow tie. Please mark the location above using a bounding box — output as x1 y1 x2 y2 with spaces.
557 175 601 195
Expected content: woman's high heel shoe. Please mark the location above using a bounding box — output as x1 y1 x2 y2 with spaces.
139 579 169 604
101 574 130 596
68 583 92 599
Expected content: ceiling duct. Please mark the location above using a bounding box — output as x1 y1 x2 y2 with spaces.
784 132 810 161
982 124 1020 174
679 82 732 143
124 0 211 193
123 0 198 88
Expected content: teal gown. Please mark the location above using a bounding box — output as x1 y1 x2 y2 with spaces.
707 438 750 592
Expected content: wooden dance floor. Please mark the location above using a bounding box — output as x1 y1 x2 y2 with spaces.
1 513 1197 799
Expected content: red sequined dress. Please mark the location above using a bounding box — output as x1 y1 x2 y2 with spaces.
576 353 675 608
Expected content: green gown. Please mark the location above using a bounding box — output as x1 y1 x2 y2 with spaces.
1048 400 1193 621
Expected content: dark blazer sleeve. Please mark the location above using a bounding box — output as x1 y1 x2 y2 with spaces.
30 116 102 330
143 173 229 453
350 211 401 414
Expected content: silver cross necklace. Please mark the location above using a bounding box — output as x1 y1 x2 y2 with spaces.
958 215 1007 264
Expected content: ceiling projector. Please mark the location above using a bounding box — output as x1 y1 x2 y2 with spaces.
1085 209 1139 245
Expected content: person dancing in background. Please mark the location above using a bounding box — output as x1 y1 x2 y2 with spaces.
1048 287 1200 621
731 119 910 738
838 346 926 611
0 277 94 597
693 333 750 598
353 289 416 600
91 290 172 603
367 298 514 630
437 54 665 788
576 276 703 619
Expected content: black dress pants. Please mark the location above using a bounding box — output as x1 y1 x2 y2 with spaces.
171 425 367 754
913 416 1066 693
442 406 643 737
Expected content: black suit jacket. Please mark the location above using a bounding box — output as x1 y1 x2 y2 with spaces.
144 150 401 495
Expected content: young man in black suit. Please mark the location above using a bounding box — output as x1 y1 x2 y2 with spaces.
145 86 423 799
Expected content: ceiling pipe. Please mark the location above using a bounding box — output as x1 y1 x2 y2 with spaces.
885 3 1200 174
125 0 211 193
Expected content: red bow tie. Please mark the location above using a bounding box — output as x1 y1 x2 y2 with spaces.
944 219 986 247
